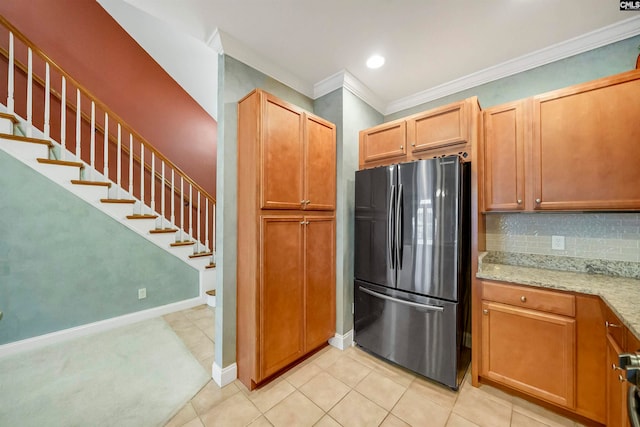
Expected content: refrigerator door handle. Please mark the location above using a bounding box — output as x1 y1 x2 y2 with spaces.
359 286 444 312
395 184 403 269
387 185 396 269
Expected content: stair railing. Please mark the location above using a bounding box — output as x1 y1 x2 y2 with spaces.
0 15 215 256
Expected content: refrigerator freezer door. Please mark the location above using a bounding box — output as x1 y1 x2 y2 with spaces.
354 281 459 388
396 158 461 301
354 165 397 288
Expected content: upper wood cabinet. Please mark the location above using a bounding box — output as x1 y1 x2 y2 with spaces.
261 95 304 209
258 91 336 210
482 100 528 211
480 69 640 212
305 115 337 210
407 100 468 153
358 97 478 169
359 119 406 167
531 71 640 210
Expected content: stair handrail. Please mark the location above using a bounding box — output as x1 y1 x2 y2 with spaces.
0 14 215 253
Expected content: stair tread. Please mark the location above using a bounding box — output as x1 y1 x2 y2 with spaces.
0 113 19 124
71 179 111 188
205 263 216 269
189 251 213 259
170 241 195 247
0 132 52 146
149 228 178 234
127 214 157 220
37 158 84 168
101 198 136 204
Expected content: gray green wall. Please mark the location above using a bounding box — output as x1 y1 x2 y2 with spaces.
386 35 640 120
215 55 314 368
0 149 199 344
314 89 383 335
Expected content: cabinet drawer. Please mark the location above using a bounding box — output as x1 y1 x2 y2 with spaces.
482 281 575 317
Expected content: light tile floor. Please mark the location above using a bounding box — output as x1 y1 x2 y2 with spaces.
164 306 584 427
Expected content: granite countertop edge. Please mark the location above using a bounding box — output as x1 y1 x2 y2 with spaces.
477 262 640 339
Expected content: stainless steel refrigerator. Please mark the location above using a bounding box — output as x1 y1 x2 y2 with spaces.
354 156 470 389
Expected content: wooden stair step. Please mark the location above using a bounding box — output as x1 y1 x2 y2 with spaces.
149 228 178 234
127 214 157 220
37 158 84 168
0 132 52 147
0 112 19 124
189 251 213 259
101 199 136 204
170 241 195 247
205 263 216 269
71 179 111 188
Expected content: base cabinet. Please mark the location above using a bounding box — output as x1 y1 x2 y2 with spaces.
481 300 576 408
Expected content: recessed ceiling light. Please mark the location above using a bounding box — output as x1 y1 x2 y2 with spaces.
366 55 385 69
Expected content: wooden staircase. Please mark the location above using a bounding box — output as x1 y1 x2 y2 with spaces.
0 111 215 271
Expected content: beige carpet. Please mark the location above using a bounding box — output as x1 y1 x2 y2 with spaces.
0 317 209 427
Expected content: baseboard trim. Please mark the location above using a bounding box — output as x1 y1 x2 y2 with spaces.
212 361 237 387
0 296 206 358
329 329 354 351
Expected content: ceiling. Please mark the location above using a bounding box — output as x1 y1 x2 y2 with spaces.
121 0 637 114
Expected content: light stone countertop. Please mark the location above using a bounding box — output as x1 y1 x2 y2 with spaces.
477 262 640 339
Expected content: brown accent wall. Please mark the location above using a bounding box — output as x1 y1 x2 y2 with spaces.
0 0 217 197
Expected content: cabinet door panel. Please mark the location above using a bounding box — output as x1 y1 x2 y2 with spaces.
304 217 336 350
359 120 406 167
532 75 640 210
606 334 628 427
407 101 467 152
481 301 575 408
482 101 526 211
260 216 304 380
261 95 304 209
305 115 336 210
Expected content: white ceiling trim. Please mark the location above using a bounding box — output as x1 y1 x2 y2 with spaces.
207 28 314 99
314 70 386 114
385 15 640 115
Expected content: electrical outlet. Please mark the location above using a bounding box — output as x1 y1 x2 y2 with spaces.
138 288 147 299
551 235 565 250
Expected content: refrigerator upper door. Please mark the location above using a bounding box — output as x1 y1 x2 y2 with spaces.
396 158 461 301
354 165 397 287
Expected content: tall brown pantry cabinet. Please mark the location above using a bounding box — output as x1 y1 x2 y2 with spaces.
236 89 337 390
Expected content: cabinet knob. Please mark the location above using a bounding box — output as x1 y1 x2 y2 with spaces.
517 199 522 205
520 296 527 303
606 321 622 329
411 143 415 147
400 145 403 149
535 198 541 204
300 221 306 225
619 374 626 383
301 200 305 204
612 363 623 371
305 200 310 204
483 309 489 315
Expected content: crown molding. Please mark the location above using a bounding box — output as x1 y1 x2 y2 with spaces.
313 70 385 113
385 15 640 115
206 28 224 55
208 28 314 98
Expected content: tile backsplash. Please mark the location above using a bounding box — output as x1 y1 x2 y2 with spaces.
485 213 640 263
